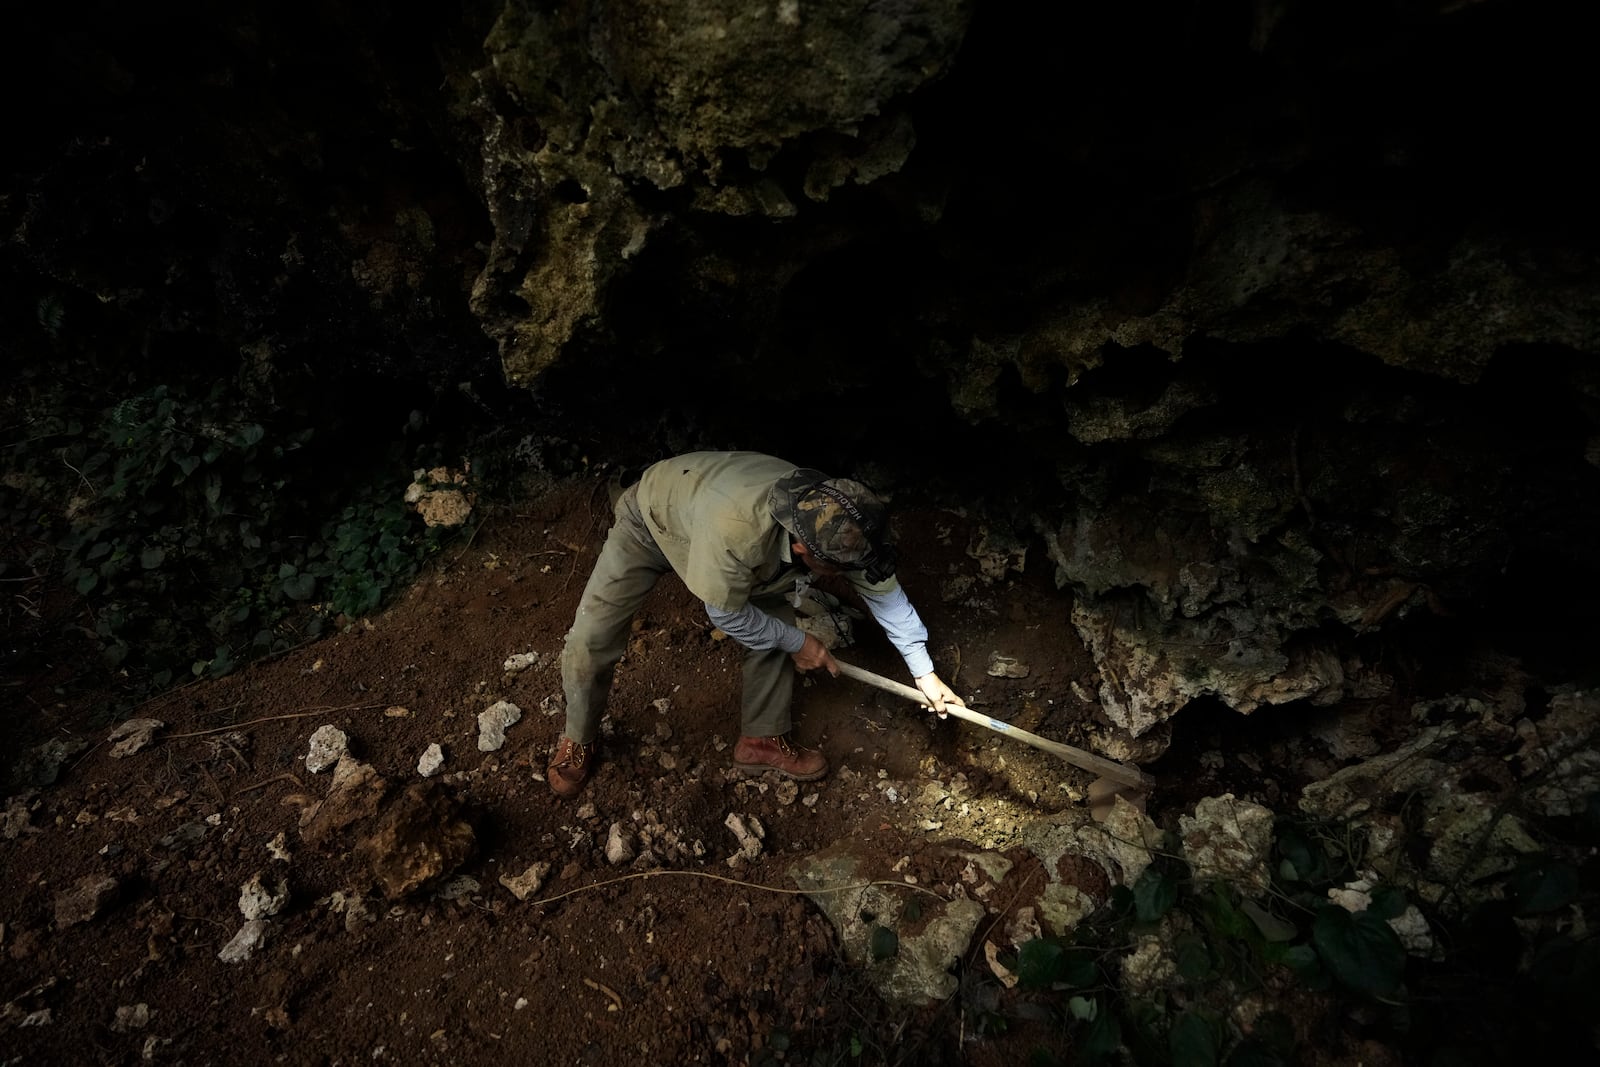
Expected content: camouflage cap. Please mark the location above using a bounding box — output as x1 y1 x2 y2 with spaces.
769 468 889 566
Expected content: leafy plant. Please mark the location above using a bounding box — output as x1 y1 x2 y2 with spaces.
982 818 1424 1066
4 372 457 700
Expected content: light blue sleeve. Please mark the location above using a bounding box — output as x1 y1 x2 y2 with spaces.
858 585 934 678
704 602 807 654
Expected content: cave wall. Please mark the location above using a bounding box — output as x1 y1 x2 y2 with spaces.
5 1 1597 736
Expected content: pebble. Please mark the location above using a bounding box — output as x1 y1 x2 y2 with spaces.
112 1004 151 1032
217 920 269 964
305 726 348 773
605 823 636 866
499 863 552 902
239 872 289 920
417 744 445 778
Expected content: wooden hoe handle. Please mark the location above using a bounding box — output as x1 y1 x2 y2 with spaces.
832 659 1155 791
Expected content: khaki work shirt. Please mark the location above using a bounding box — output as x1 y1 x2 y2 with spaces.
636 451 899 612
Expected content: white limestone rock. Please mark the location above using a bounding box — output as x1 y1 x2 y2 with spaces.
107 718 165 759
1180 793 1275 896
724 813 765 861
217 919 269 963
417 743 445 778
605 823 636 866
477 701 522 751
499 862 553 902
304 725 349 773
238 871 289 920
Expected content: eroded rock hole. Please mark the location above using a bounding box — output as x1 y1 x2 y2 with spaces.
552 178 589 204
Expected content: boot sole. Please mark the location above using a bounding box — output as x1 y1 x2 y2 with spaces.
731 761 828 782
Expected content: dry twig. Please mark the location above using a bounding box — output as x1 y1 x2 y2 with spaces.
583 978 624 1012
165 703 390 740
527 869 947 908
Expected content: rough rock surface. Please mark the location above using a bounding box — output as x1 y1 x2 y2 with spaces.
353 782 477 899
299 756 390 848
469 0 972 382
791 843 985 1007
476 700 522 751
1179 794 1275 896
217 919 269 964
105 718 164 759
1298 692 1550 915
238 871 290 920
304 725 350 774
417 743 445 778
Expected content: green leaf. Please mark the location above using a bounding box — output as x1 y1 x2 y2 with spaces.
208 646 235 677
1225 1040 1287 1067
1275 825 1333 886
1107 885 1135 917
1080 1008 1122 1061
1067 996 1097 1021
1205 884 1254 941
1133 866 1179 923
281 573 318 601
1060 952 1099 988
1016 938 1066 989
1311 905 1405 997
1169 1011 1219 1067
140 546 166 569
1512 858 1580 916
75 570 99 595
1368 886 1407 921
1175 934 1214 980
869 925 898 961
1240 899 1298 942
1281 944 1319 974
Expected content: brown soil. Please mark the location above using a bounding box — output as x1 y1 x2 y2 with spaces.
2 473 1122 1065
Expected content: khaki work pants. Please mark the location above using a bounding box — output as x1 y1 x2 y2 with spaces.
559 484 798 744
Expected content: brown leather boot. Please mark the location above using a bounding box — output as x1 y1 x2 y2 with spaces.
732 733 828 781
547 736 596 798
